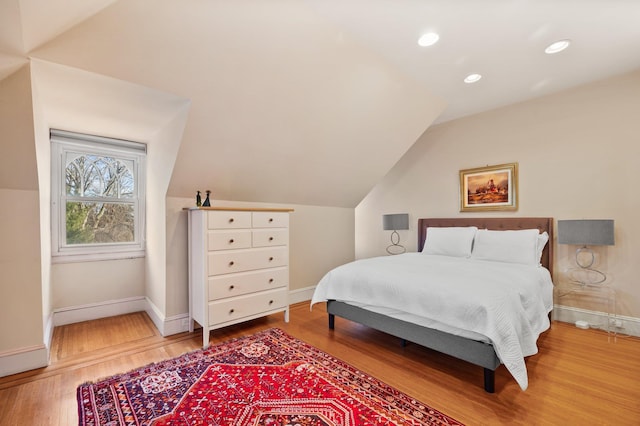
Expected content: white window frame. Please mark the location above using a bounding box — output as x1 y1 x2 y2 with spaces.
51 129 146 263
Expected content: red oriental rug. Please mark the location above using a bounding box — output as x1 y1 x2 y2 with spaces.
77 328 463 425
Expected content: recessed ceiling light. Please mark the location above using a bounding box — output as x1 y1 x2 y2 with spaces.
418 32 439 47
545 39 571 54
464 73 482 84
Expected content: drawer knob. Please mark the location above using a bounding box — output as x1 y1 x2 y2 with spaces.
269 278 274 283
269 237 274 241
229 239 234 244
229 261 235 266
229 285 235 290
269 257 274 261
229 218 235 223
269 218 273 222
269 300 274 305
229 309 235 314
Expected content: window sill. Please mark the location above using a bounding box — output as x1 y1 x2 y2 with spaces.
52 250 145 264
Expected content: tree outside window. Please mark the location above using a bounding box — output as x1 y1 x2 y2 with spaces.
65 154 135 245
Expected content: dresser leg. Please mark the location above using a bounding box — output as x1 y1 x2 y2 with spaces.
203 329 210 348
284 307 290 323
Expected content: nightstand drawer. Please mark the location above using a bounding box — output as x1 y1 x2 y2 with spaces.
208 288 288 325
207 229 251 250
208 267 288 299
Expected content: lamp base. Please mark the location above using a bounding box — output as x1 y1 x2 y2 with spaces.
570 246 607 286
386 230 406 255
576 246 595 268
567 267 607 287
386 244 406 255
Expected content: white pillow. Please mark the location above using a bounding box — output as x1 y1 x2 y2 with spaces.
471 229 540 265
422 226 478 258
536 231 549 265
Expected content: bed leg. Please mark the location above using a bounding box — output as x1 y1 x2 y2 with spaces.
328 313 335 330
483 368 495 393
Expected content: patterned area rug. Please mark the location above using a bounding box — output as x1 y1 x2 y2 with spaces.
77 328 463 425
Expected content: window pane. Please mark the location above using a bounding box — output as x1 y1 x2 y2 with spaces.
66 202 135 244
65 154 135 198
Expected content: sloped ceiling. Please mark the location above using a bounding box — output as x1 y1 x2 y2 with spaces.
0 0 115 79
2 0 640 208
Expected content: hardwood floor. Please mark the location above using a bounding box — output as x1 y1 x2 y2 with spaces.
1 302 639 425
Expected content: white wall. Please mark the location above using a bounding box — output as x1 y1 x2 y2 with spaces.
143 103 191 318
0 66 44 365
43 196 356 334
356 70 640 329
0 189 43 351
51 259 145 308
164 197 355 318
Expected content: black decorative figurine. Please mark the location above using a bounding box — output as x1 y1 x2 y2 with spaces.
196 190 202 207
203 190 211 207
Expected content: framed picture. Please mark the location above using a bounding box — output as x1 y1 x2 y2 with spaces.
460 163 518 212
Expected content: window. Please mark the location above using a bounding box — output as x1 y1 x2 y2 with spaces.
51 130 146 261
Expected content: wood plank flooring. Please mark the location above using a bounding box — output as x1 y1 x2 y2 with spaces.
1 302 639 425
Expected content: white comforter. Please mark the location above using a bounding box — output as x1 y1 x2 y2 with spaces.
310 253 554 390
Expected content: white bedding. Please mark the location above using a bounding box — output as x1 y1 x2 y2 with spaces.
310 253 554 390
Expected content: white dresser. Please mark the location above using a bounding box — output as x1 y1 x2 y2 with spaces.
187 207 293 347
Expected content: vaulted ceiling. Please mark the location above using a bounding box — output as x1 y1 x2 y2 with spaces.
2 0 640 207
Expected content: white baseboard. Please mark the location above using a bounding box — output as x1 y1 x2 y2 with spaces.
163 313 191 336
48 286 319 337
144 297 190 337
0 345 48 378
3 288 321 378
14 292 637 379
554 304 640 337
144 297 165 335
51 295 639 340
289 285 316 305
44 312 54 353
53 296 148 326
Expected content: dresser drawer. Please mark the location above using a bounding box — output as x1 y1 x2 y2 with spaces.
208 288 288 325
252 211 289 228
208 211 251 229
208 267 288 300
207 229 251 251
208 246 288 275
252 228 288 247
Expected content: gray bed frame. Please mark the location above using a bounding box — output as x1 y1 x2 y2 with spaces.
327 217 554 393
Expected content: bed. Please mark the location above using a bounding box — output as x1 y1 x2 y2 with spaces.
311 217 554 393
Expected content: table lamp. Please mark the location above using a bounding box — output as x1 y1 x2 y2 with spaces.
382 213 409 255
557 219 614 286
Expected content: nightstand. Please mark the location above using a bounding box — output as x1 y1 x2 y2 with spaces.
554 280 617 341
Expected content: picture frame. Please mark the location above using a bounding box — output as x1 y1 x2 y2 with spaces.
460 163 518 212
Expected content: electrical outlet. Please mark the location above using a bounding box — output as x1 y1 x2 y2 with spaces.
609 318 623 328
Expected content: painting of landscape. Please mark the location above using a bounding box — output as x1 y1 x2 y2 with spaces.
460 163 518 211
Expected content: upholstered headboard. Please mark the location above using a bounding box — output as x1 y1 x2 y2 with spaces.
417 217 553 275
